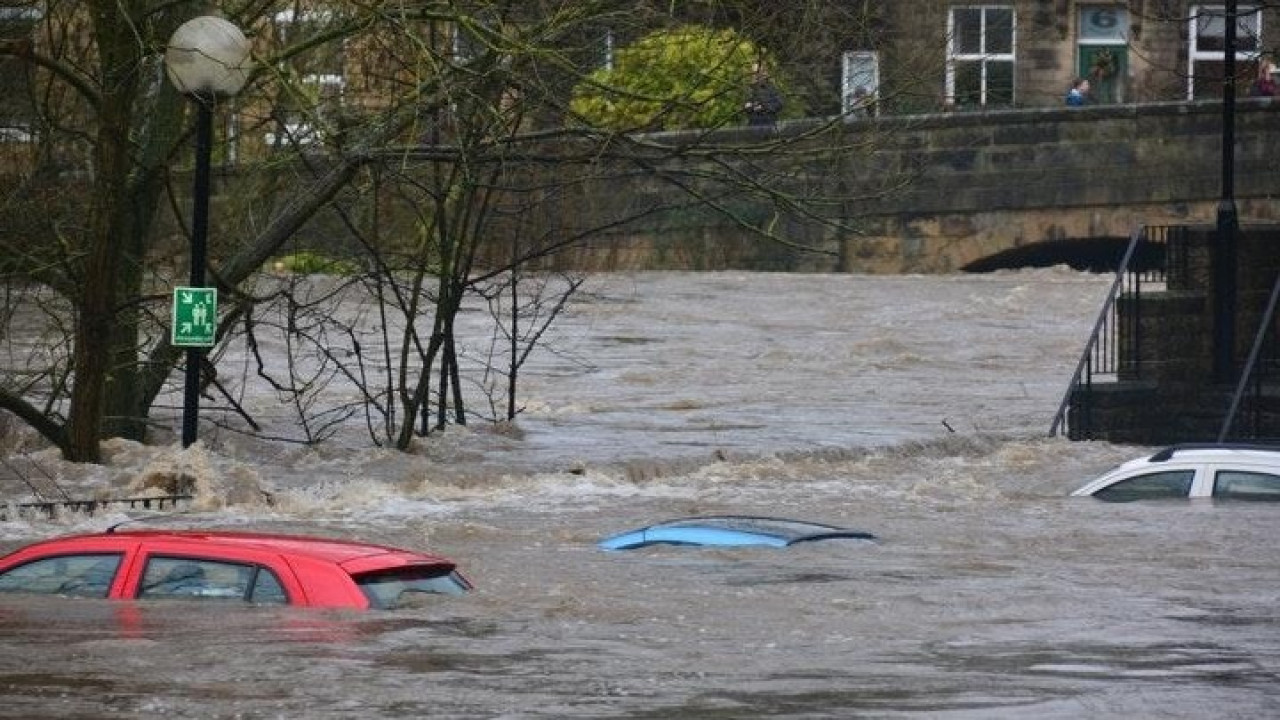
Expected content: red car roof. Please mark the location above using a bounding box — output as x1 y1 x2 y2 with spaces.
0 528 469 609
12 529 454 568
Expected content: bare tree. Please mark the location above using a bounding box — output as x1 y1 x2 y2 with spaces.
0 0 930 461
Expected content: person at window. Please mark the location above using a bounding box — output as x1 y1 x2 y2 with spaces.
847 86 872 119
744 63 783 127
1066 77 1090 107
1249 58 1277 97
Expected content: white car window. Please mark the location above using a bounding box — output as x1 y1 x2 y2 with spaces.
1212 470 1280 501
1093 470 1195 501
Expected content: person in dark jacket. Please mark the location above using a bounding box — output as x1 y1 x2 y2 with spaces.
744 63 783 126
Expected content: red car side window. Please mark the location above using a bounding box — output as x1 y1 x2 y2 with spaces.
0 553 123 598
138 556 289 604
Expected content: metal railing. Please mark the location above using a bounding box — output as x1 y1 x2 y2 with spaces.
1220 271 1280 442
0 494 192 522
1050 226 1173 438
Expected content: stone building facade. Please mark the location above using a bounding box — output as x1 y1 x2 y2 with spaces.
2 3 1277 154
251 2 1280 139
1 2 1276 275
868 2 1279 114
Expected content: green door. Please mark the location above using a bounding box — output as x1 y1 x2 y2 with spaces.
1078 46 1128 104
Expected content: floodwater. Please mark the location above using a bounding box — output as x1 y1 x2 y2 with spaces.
1 270 1278 719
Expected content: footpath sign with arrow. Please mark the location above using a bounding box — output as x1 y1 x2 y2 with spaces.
172 287 217 347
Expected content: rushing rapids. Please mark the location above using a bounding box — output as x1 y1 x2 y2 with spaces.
0 270 1275 718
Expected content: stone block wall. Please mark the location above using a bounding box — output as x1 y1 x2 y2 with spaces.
178 100 1280 277
517 100 1280 274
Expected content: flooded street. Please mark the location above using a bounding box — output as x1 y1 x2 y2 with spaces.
1 271 1278 718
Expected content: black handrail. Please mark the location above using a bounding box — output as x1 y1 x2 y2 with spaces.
1219 270 1280 441
1050 228 1143 436
1050 226 1171 438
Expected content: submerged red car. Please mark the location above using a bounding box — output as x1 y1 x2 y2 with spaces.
0 529 471 610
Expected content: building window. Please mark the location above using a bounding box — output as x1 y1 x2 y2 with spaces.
268 8 347 148
1078 7 1130 103
599 29 615 72
841 50 879 118
947 6 1016 108
450 20 493 65
0 6 43 143
1187 5 1262 100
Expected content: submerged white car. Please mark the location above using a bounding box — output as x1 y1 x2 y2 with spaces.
1072 444 1280 501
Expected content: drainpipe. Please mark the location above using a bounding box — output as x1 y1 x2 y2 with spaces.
1214 0 1239 382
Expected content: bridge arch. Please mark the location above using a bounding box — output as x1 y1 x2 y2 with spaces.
963 237 1130 273
960 236 1164 273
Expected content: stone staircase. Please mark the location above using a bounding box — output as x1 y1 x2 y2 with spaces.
1059 224 1280 444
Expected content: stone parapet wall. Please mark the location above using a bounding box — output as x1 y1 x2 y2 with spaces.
154 101 1280 277
529 100 1280 274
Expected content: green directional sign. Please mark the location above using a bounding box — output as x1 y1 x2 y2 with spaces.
172 287 217 347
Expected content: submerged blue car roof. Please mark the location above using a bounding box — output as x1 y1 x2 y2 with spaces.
598 515 876 550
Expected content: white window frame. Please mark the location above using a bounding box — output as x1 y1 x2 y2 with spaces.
450 22 469 61
302 73 348 91
264 121 322 148
1187 4 1262 100
0 6 43 143
0 7 42 21
1077 7 1130 103
841 51 880 118
601 29 615 71
270 8 347 149
274 8 347 80
1078 6 1129 44
450 22 492 63
0 126 33 142
946 6 1017 107
273 8 335 24
265 74 346 148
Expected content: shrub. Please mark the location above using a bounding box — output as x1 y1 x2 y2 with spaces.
271 251 362 276
571 25 785 131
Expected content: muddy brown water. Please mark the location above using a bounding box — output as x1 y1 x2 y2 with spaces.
0 271 1275 718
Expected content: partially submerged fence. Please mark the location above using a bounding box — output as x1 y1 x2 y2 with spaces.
0 494 192 522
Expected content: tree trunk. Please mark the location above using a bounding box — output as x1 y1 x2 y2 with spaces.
66 6 143 462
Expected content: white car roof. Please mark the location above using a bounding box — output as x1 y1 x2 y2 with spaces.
1072 443 1280 497
1143 444 1280 463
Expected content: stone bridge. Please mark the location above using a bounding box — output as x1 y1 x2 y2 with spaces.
542 100 1280 274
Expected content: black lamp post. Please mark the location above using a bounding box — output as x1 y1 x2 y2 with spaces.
1214 0 1240 382
164 17 250 447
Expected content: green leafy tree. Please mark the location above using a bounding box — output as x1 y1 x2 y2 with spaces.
571 24 783 131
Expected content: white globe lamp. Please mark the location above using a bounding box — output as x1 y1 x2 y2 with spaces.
165 16 251 100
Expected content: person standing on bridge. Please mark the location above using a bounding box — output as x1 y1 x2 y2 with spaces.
1066 77 1090 106
744 62 783 127
1249 57 1277 97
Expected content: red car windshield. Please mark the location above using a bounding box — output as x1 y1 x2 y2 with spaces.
353 566 470 609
